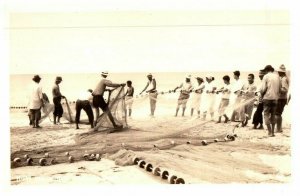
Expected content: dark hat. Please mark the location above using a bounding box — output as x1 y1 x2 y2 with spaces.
259 69 266 76
206 76 213 80
263 65 274 72
32 75 41 81
87 89 93 93
55 76 63 82
195 77 204 82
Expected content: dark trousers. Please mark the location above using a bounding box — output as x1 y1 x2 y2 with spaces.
276 99 287 115
29 109 41 125
252 102 264 126
263 99 277 125
75 100 94 126
53 97 63 117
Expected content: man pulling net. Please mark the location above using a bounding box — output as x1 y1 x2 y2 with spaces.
92 71 126 132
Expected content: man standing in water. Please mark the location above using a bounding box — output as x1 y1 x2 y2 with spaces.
92 71 125 130
52 76 65 125
28 75 44 128
140 73 158 117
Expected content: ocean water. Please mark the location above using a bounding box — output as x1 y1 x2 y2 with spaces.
9 71 292 126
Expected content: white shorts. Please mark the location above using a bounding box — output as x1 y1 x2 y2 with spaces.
125 96 134 109
191 93 202 109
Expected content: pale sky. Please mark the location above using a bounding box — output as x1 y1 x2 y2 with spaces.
4 0 292 73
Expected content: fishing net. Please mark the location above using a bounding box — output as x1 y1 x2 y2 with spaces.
62 98 74 123
94 86 127 131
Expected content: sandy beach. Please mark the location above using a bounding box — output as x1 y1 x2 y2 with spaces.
10 102 291 185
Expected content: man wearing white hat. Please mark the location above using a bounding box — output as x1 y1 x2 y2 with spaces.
201 75 217 120
190 77 205 118
173 75 193 117
230 70 244 122
275 64 289 133
92 72 125 130
140 73 158 117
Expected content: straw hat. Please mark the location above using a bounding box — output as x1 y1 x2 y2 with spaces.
101 71 108 76
278 64 286 73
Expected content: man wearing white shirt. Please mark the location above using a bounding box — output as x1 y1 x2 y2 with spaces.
28 75 44 128
216 75 231 123
190 77 205 118
230 70 244 122
240 74 257 127
202 76 217 120
75 89 94 129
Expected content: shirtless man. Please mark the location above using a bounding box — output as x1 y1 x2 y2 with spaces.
124 80 134 118
52 76 65 125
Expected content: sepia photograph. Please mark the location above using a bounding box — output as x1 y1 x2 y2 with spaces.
1 0 299 195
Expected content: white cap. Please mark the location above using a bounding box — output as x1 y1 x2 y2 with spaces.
186 74 191 79
101 71 108 76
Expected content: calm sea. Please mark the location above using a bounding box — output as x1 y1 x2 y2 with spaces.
10 71 259 106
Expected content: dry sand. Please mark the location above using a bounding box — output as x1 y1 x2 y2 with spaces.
10 107 291 185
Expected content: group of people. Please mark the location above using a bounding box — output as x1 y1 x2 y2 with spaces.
28 75 66 128
27 64 290 136
165 64 289 137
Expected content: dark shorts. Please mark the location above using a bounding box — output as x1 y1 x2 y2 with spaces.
93 95 108 111
263 99 277 124
53 97 63 117
29 109 41 121
275 99 287 115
